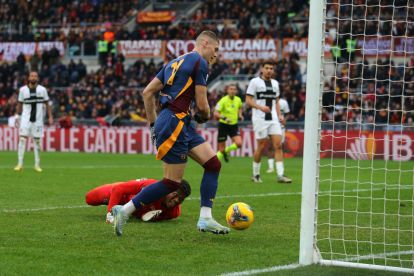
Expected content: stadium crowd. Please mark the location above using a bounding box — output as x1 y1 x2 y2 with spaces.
0 0 138 41
1 0 413 127
2 46 414 127
0 0 309 43
322 58 414 126
0 48 305 125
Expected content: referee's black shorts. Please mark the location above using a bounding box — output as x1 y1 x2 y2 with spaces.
217 122 240 142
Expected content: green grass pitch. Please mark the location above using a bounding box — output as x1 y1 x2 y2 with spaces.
0 151 412 275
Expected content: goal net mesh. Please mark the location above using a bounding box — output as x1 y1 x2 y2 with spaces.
316 0 414 270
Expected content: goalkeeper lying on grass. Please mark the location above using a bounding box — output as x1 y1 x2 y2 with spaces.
85 178 191 223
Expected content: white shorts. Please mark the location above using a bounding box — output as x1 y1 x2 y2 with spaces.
253 120 282 140
19 121 44 138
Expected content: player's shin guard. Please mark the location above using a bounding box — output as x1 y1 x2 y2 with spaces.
131 178 179 209
17 137 27 166
200 156 221 208
33 138 41 167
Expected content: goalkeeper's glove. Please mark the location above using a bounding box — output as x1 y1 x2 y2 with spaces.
194 113 209 124
106 212 114 224
141 210 163 222
150 122 156 146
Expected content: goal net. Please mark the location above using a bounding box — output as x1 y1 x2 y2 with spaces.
300 0 414 273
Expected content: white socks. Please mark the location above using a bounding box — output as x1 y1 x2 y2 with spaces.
121 201 136 216
34 138 41 167
276 161 284 177
200 206 212 219
17 137 27 166
268 158 275 170
253 161 261 176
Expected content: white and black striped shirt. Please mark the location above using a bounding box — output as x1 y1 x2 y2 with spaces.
18 85 49 125
246 77 280 121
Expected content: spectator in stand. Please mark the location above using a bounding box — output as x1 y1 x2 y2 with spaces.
98 34 109 67
104 24 116 53
16 52 26 73
59 112 73 129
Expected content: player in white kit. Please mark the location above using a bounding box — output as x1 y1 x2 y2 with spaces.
14 71 53 172
266 97 290 177
245 61 292 183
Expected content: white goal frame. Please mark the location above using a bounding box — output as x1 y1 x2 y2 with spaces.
299 0 414 273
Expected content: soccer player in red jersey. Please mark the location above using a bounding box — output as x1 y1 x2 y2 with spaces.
85 178 191 223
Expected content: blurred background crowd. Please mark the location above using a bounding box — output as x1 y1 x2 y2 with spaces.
0 0 413 127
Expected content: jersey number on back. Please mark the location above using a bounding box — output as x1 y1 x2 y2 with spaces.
167 59 184 85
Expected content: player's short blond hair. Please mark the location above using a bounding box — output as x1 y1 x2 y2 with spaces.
196 30 219 44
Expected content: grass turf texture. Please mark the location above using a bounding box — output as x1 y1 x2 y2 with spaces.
0 151 412 275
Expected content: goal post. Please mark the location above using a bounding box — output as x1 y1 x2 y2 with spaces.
299 0 325 266
300 0 414 273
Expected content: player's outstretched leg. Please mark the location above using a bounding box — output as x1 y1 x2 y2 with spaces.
197 155 229 234
112 205 129 236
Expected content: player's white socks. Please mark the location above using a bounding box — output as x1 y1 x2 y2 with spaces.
253 162 261 176
17 137 27 166
121 201 136 216
268 158 275 170
276 161 284 177
33 138 41 167
200 206 212 219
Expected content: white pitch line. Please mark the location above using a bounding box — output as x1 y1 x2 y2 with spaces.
2 185 412 213
219 263 301 276
339 250 414 262
187 185 413 201
2 205 91 213
219 250 414 276
0 165 160 169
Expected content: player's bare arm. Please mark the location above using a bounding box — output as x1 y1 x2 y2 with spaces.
246 95 270 113
194 85 210 120
142 77 164 124
213 109 221 120
15 100 22 128
214 107 230 123
275 97 284 122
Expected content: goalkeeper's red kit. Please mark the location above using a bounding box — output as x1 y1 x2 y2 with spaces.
85 179 181 221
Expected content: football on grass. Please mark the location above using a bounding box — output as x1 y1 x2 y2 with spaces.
225 202 254 230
